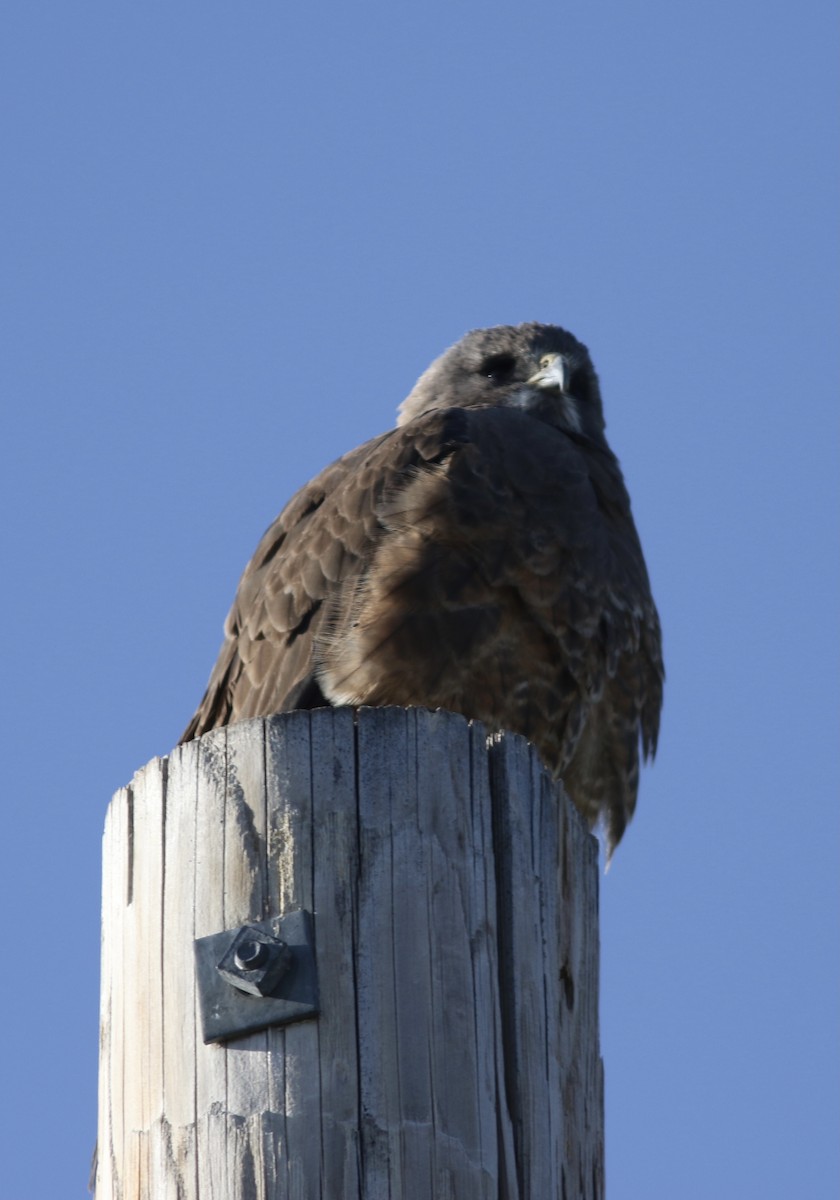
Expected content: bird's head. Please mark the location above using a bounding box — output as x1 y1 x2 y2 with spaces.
397 322 606 440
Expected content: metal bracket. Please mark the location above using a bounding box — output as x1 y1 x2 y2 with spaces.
194 909 318 1044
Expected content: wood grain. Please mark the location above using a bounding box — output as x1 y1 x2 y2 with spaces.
96 708 603 1199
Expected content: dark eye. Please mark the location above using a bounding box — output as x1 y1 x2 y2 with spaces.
479 352 517 383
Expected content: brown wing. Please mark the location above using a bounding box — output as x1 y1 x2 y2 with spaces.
181 405 662 853
180 412 473 742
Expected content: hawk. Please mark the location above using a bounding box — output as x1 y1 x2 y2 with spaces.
182 323 663 853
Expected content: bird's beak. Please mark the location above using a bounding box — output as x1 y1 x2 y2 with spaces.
527 353 566 393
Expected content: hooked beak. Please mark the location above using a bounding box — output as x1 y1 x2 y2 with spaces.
527 353 566 393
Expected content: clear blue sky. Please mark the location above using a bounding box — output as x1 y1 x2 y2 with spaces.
2 4 837 1197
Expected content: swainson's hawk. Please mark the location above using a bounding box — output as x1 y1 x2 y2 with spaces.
182 323 663 853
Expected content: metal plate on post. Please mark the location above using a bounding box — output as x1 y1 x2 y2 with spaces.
194 909 318 1044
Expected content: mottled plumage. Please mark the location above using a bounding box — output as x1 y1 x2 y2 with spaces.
182 323 663 852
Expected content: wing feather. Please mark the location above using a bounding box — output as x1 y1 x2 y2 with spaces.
180 403 662 854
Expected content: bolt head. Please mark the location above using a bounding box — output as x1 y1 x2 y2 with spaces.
234 939 269 970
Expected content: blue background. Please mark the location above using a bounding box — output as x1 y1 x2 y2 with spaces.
2 4 837 1196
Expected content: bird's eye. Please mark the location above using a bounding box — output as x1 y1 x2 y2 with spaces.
480 353 516 383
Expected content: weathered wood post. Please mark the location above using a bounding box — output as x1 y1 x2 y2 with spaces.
96 707 603 1199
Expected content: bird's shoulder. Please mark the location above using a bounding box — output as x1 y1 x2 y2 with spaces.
243 410 469 571
245 405 616 590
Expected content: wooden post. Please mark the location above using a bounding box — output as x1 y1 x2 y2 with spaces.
95 707 604 1199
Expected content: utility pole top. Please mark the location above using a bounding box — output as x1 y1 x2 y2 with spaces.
96 707 603 1199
